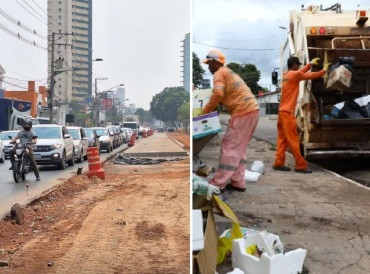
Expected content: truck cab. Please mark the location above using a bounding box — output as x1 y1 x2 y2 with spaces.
276 4 370 159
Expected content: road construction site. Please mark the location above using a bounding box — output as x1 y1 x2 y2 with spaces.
0 132 190 273
197 115 370 274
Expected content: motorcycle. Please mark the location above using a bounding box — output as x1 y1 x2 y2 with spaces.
10 136 37 183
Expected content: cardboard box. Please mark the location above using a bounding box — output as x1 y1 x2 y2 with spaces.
326 65 352 91
193 209 219 274
193 111 222 139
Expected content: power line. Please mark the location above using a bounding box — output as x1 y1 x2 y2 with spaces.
2 80 28 90
193 41 278 51
3 75 47 83
22 0 48 22
0 22 47 50
193 35 285 42
15 0 48 25
0 8 46 40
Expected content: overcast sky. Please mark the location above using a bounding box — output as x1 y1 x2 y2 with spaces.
0 0 189 109
193 0 370 91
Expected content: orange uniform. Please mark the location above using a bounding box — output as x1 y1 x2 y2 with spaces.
274 64 326 170
279 64 325 113
202 66 258 116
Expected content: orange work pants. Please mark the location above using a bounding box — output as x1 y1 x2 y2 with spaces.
274 111 307 170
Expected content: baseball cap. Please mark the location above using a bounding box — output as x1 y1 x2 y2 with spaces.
202 49 226 64
287 56 302 68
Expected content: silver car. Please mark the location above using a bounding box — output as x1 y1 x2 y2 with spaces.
67 126 89 163
0 130 19 159
93 127 114 153
32 125 75 170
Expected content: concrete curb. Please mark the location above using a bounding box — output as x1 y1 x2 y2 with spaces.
1 145 130 219
165 132 186 149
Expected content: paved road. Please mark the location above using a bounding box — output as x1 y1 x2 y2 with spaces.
220 114 370 186
0 142 131 217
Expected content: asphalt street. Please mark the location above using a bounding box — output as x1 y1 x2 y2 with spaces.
0 143 130 217
220 114 370 186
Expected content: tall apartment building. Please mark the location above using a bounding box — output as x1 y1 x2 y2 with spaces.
182 33 190 92
48 0 92 114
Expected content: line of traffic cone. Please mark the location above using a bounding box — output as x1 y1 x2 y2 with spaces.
86 147 106 179
128 132 136 147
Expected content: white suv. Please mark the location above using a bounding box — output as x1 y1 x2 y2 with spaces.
32 125 75 170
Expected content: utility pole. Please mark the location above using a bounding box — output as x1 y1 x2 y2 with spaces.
49 32 73 124
93 77 108 126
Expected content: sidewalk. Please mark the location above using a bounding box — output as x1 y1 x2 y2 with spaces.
199 116 370 273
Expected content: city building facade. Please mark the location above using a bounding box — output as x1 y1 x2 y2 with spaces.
182 33 190 92
48 0 92 121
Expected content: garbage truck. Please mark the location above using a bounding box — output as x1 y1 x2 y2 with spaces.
0 98 39 131
273 4 370 159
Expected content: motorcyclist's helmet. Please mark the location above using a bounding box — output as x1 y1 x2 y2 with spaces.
23 120 32 131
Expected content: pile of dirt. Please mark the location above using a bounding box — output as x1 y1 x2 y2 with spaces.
169 132 190 150
0 158 190 273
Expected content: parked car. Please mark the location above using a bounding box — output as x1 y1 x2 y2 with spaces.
0 139 4 163
107 127 119 148
82 128 101 151
67 126 89 163
158 128 165 133
32 125 75 170
93 127 114 153
167 128 175 132
0 130 18 159
122 128 132 142
108 126 123 147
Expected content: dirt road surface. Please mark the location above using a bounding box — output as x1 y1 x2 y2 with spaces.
0 138 190 273
198 134 370 274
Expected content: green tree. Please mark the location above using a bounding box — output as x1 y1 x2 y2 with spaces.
193 52 205 88
177 101 190 132
227 63 265 95
150 87 189 128
135 108 154 125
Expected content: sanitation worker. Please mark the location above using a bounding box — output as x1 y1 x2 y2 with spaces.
273 56 329 173
201 49 259 193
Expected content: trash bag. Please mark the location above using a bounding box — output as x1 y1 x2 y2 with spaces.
193 174 220 200
250 161 265 174
338 99 368 119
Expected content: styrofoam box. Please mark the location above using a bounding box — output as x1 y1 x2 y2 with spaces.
232 238 307 274
192 210 204 251
193 111 222 139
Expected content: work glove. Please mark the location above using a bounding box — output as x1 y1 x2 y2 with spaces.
323 63 331 72
310 57 320 66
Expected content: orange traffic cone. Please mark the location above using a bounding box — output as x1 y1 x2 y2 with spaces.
86 147 106 179
128 132 136 147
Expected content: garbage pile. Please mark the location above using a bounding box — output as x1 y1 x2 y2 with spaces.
330 95 370 119
192 193 307 274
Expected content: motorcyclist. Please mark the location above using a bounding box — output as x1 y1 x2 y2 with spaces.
9 120 40 181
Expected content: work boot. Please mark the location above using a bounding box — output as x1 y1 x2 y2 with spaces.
226 184 246 192
9 166 13 170
36 176 41 181
273 165 291 171
295 168 312 174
